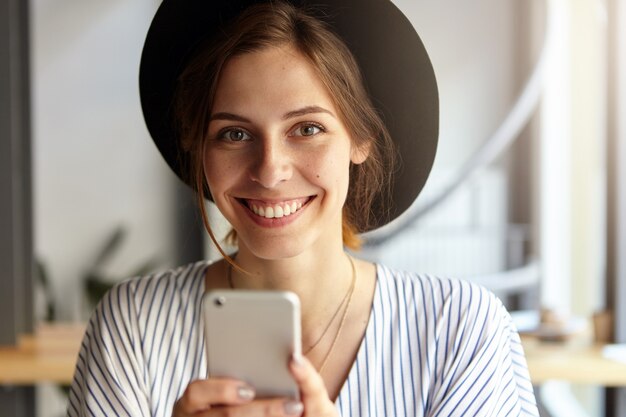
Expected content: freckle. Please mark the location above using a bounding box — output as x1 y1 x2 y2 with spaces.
316 174 320 178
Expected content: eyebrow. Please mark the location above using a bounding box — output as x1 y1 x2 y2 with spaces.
209 105 335 123
282 105 335 120
209 112 251 123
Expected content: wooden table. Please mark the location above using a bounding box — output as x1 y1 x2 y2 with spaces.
2 324 626 387
522 337 626 386
0 323 84 385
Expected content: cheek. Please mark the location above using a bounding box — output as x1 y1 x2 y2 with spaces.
202 152 217 186
307 152 351 192
203 151 235 192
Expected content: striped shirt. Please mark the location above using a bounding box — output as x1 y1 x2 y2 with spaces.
67 261 539 416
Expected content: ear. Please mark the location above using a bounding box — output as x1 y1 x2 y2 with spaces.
350 142 370 165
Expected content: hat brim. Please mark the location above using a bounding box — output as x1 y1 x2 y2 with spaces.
139 0 438 232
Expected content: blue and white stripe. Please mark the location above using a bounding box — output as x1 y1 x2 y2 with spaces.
68 261 538 416
334 266 538 416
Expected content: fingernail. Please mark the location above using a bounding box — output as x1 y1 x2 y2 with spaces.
237 386 255 400
291 352 304 367
283 400 304 415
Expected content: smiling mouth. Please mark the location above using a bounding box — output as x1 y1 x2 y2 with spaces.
239 197 312 219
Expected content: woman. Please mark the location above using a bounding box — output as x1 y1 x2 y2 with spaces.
68 1 539 416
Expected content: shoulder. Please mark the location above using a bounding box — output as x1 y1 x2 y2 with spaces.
375 263 506 318
118 259 210 297
99 260 210 314
69 261 212 416
371 264 537 415
373 263 516 348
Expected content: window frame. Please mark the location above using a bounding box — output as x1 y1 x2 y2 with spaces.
0 0 35 414
607 0 626 414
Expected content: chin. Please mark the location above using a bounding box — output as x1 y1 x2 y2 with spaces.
237 234 314 261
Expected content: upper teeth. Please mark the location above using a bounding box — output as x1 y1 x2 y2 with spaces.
250 201 303 219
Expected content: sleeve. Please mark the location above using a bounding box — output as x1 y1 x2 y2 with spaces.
428 284 539 417
67 281 151 417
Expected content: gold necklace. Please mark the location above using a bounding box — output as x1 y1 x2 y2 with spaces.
226 255 357 374
318 255 356 374
303 269 353 355
227 261 236 289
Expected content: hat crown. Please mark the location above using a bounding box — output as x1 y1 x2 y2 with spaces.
139 0 438 232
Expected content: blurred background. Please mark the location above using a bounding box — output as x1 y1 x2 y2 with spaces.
1 0 625 416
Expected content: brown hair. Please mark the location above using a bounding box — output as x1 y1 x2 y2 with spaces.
174 1 395 254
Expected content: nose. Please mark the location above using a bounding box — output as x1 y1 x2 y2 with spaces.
249 137 293 189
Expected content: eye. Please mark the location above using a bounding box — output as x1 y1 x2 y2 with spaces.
292 123 324 137
219 128 252 142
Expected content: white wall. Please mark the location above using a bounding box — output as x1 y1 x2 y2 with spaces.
394 0 518 179
364 1 518 277
32 0 178 322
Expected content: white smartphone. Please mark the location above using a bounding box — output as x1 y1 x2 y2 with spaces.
201 290 302 399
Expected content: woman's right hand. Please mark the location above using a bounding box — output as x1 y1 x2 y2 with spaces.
172 378 304 417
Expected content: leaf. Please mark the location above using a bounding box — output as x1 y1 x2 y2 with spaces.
85 274 115 308
35 258 56 321
89 226 127 273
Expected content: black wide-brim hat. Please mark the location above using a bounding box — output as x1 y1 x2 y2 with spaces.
139 0 438 233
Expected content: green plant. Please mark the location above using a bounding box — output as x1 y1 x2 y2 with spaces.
82 226 161 310
35 225 161 406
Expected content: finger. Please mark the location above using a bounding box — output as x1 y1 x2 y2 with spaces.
197 398 304 417
174 378 255 415
289 357 335 416
289 355 328 398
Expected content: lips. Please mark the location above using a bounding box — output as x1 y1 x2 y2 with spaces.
240 197 312 219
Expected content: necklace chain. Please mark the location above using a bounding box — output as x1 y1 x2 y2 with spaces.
226 255 357 374
227 262 235 289
303 270 352 355
318 255 356 374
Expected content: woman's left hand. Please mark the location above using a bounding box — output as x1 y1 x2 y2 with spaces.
289 356 340 417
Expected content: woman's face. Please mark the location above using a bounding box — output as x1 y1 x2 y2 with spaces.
203 45 366 260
